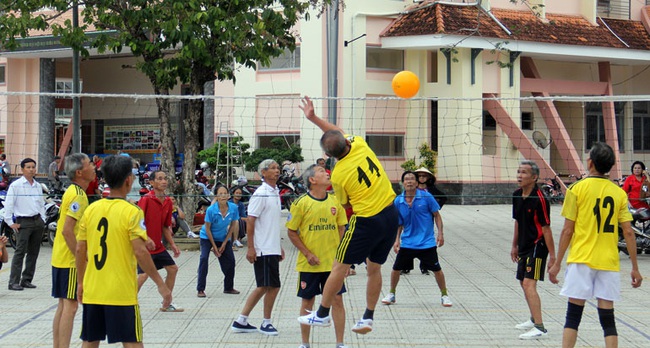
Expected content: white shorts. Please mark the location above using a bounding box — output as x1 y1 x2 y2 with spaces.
559 263 621 301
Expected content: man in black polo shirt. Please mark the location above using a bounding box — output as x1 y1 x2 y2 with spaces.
511 160 556 340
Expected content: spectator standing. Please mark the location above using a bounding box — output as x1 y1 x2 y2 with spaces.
137 170 183 312
5 158 45 291
548 143 643 348
231 159 284 336
48 156 62 193
381 171 452 307
51 153 95 348
287 164 348 348
621 160 650 210
298 96 398 335
76 155 171 346
197 185 240 297
511 160 555 340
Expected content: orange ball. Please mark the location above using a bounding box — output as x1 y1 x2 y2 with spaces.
392 70 420 99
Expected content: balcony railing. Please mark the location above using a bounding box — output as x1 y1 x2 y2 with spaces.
597 0 631 20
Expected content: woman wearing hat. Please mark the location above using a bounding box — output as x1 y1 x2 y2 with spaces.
414 167 447 208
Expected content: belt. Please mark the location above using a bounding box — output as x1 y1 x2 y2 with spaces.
16 215 40 220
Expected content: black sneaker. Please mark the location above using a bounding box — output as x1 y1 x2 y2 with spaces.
231 321 258 333
259 323 279 336
421 269 430 275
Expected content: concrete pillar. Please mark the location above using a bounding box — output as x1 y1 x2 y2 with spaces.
38 58 55 173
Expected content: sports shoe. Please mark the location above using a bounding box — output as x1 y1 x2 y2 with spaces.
351 318 373 334
441 295 452 307
298 345 309 348
259 323 279 336
297 311 331 327
233 239 244 247
400 269 410 275
231 321 258 333
381 293 395 305
515 319 535 330
160 303 184 312
421 269 430 275
187 231 199 239
519 327 548 340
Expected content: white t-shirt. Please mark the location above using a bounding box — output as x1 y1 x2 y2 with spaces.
247 182 281 256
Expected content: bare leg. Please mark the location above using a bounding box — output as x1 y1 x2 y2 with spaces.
263 287 280 319
332 294 346 344
300 297 316 344
320 261 350 308
389 269 400 291
521 278 542 324
82 341 101 348
123 342 144 348
164 264 178 293
55 299 78 348
433 270 447 293
241 287 268 316
137 273 148 292
562 298 586 348
365 260 382 312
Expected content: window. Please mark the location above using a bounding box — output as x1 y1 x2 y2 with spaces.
366 134 404 157
257 134 300 149
483 111 496 130
585 102 625 150
366 47 403 71
633 101 650 151
427 50 438 83
55 79 83 120
521 112 533 130
0 65 5 84
258 47 301 70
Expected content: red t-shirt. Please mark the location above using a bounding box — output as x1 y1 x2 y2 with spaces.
138 191 173 254
86 177 99 196
623 175 650 210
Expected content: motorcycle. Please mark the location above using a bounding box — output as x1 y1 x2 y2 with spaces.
541 176 563 204
230 176 257 203
0 194 60 249
618 204 650 255
277 168 307 211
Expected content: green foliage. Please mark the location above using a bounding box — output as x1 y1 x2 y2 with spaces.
401 143 438 174
244 137 304 172
197 136 251 171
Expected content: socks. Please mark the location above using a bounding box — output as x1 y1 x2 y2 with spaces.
317 305 331 318
534 323 546 332
441 288 448 296
363 308 374 320
262 318 271 327
236 314 248 325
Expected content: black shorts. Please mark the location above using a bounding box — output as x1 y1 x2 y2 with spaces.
51 266 77 300
516 249 548 281
137 250 176 274
253 255 281 288
337 204 399 265
296 272 346 299
80 304 142 344
392 247 442 272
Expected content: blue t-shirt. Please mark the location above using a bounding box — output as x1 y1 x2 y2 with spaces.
394 189 440 249
199 202 240 242
229 199 247 218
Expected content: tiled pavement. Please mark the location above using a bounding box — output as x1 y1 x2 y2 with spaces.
1 204 649 347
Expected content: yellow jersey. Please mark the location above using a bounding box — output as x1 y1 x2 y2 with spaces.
561 177 632 271
330 135 396 217
77 198 148 305
286 193 347 273
51 184 89 268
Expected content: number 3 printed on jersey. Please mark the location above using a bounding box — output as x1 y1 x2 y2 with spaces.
357 157 381 188
593 196 615 233
94 217 109 270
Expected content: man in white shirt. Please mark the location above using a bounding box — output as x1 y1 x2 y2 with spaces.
231 159 284 336
5 158 46 291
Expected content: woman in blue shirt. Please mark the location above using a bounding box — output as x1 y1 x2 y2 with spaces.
197 185 240 297
229 187 248 248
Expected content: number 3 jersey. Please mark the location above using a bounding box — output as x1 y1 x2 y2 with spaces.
561 177 632 271
330 135 395 217
77 198 148 305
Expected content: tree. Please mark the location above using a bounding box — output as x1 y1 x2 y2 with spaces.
244 137 303 172
0 0 335 215
401 143 437 174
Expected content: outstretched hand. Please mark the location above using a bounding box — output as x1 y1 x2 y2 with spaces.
299 96 316 119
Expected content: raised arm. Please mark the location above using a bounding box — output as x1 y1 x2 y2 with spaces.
300 96 344 134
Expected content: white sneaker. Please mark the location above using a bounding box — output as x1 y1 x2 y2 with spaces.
515 319 535 330
298 345 309 348
297 311 331 327
187 231 199 239
381 293 395 305
234 239 243 247
519 327 548 340
351 318 373 334
441 295 452 307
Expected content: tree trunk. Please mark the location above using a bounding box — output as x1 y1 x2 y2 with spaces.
152 87 178 195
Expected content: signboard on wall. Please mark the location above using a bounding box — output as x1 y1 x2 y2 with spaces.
104 124 176 154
